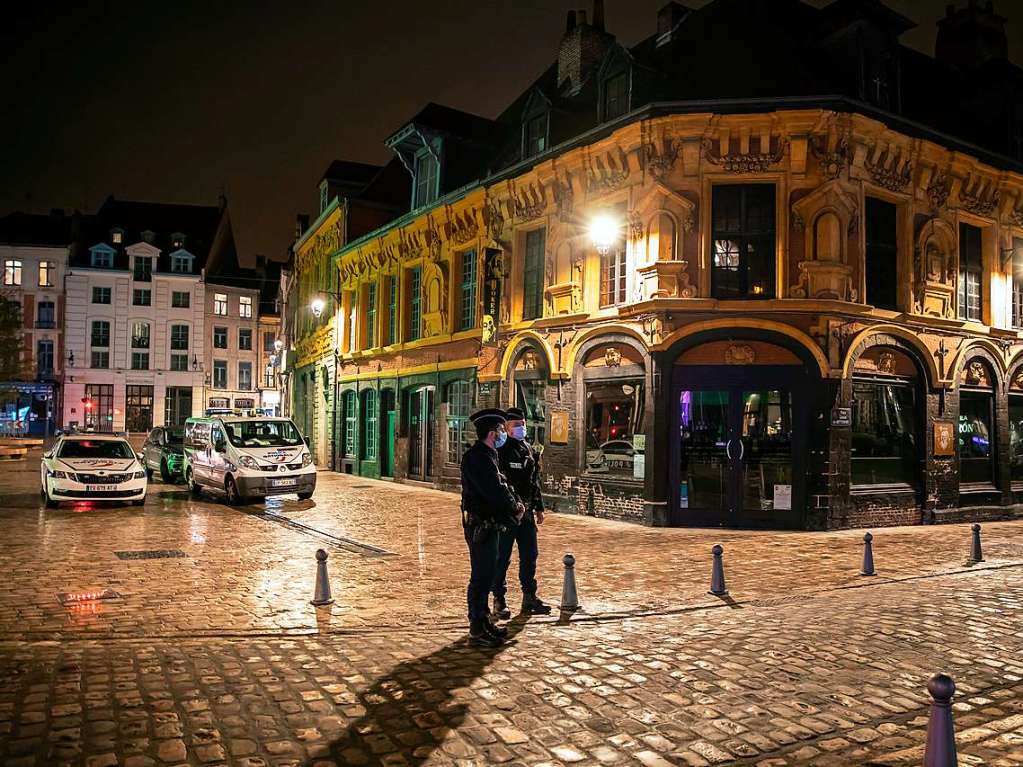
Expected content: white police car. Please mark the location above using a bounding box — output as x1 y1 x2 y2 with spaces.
40 432 147 508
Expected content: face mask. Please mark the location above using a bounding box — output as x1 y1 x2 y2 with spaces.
494 431 508 449
510 425 527 441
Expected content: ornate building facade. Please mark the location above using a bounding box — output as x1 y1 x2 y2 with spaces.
295 0 1023 528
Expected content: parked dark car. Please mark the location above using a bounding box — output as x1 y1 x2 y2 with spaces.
141 427 185 482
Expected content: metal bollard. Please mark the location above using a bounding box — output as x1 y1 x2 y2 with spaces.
860 532 876 576
310 549 335 606
709 544 728 596
968 523 984 564
560 553 580 612
923 672 958 767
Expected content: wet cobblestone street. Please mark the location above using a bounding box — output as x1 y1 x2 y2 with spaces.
2 452 1023 765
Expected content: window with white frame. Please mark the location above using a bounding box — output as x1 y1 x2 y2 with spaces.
38 261 54 286
239 296 252 318
92 286 111 304
91 249 113 268
214 293 228 315
3 260 22 286
171 290 190 308
171 253 192 273
446 380 473 464
413 148 439 208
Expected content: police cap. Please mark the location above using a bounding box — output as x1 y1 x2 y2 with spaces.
470 408 507 434
504 407 526 421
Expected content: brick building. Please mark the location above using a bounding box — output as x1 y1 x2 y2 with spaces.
290 0 1023 529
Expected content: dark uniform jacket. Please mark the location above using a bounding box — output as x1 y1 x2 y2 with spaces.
498 438 545 514
460 440 520 528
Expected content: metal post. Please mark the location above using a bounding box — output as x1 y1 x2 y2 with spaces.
968 523 984 564
861 532 875 576
560 554 579 611
923 672 958 767
709 544 728 596
310 549 334 606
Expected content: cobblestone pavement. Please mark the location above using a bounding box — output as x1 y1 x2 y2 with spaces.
2 450 1023 765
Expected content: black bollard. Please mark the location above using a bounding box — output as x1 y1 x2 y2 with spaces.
923 672 958 767
310 549 334 606
860 532 875 576
709 544 728 596
560 554 580 612
968 523 984 564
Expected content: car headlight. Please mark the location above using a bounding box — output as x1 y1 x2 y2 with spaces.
225 462 237 472
301 452 313 467
133 471 146 479
48 469 67 479
239 456 259 469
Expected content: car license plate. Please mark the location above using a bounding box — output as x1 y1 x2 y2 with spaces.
86 485 110 492
271 478 297 488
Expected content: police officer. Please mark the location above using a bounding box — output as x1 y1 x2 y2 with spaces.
460 408 525 647
492 406 552 617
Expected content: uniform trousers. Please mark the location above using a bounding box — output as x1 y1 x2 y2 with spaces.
493 511 538 599
464 523 500 621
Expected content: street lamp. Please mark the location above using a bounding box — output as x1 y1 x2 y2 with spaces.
310 297 326 318
589 214 620 255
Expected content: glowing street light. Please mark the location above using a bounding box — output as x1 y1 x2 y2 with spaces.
589 214 619 255
310 297 326 317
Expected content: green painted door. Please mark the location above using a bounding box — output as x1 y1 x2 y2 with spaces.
381 389 396 477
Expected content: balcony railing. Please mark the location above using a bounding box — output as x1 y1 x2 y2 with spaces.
35 319 56 329
131 336 151 349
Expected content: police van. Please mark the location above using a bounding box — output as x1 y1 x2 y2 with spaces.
183 415 316 504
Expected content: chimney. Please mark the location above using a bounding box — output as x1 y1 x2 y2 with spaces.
295 214 310 239
566 9 576 33
557 1 614 95
657 2 690 41
935 1 1007 71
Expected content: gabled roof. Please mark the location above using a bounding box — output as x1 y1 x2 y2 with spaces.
320 160 382 186
385 102 501 147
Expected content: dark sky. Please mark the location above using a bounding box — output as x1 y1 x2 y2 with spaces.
3 1 1022 263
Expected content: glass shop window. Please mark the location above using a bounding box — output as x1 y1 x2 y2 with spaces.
584 380 644 478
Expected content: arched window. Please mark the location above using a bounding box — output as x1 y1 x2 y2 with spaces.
511 345 548 445
959 358 996 486
445 380 473 464
647 213 677 263
851 347 920 487
361 390 377 460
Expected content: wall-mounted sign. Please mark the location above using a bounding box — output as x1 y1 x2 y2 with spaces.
831 407 852 427
550 410 569 445
934 420 956 457
477 382 494 397
482 247 503 345
774 484 792 510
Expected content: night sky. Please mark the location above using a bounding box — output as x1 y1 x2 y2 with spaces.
3 0 1021 263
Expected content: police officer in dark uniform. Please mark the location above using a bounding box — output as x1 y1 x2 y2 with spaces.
492 406 552 617
460 408 525 647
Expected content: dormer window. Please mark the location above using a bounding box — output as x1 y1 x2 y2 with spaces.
111 229 124 244
523 113 549 159
90 244 115 269
319 181 330 214
133 256 152 282
170 252 193 273
603 71 629 120
413 149 439 209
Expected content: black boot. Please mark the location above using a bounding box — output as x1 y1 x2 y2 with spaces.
491 595 511 620
468 619 503 648
521 593 552 615
484 617 508 639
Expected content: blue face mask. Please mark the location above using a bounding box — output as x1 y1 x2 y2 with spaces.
494 431 508 449
510 425 527 441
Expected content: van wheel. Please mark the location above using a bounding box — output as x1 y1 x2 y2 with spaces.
160 459 173 484
186 469 201 498
225 477 242 506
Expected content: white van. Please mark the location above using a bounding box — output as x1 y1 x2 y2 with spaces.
183 416 316 504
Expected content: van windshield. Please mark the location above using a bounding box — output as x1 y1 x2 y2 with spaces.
225 420 303 448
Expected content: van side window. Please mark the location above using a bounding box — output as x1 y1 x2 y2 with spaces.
212 427 223 446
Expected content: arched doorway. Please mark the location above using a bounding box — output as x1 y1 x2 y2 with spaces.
407 385 435 481
958 358 997 492
672 335 816 528
507 345 549 446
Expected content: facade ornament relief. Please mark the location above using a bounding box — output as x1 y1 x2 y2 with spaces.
877 351 896 374
702 136 787 173
724 344 756 365
483 194 506 241
509 180 547 221
585 145 631 193
864 143 913 193
789 180 857 300
443 205 479 245
809 132 850 180
296 219 343 272
552 172 574 222
958 174 1000 218
913 217 957 319
425 215 442 262
1014 370 1023 390
926 171 951 212
627 210 644 240
964 360 990 387
1007 204 1023 228
643 133 680 180
604 347 622 368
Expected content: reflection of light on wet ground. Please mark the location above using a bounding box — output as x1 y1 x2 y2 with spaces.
71 502 96 514
265 495 285 513
189 512 207 544
417 508 425 576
